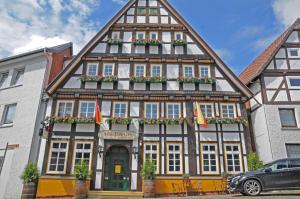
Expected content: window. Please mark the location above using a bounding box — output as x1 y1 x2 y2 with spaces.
184 66 194 77
151 65 161 77
136 32 145 40
79 102 95 118
1 104 17 125
48 141 69 174
150 32 158 40
57 101 73 117
200 104 213 118
221 104 235 118
175 32 183 40
112 32 120 39
137 8 146 15
267 160 288 171
0 72 9 88
202 144 218 174
279 109 297 127
144 143 159 173
289 49 299 57
11 68 24 86
289 159 300 168
167 143 182 174
288 77 300 88
149 8 158 15
87 63 98 76
145 103 159 119
286 144 300 158
114 102 127 118
199 66 210 78
225 144 242 173
167 103 180 119
103 64 114 76
135 65 145 77
72 142 93 171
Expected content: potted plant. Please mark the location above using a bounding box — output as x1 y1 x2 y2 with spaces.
141 159 156 198
21 162 39 199
74 160 90 199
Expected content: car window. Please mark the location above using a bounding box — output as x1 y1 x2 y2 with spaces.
269 160 288 171
289 159 300 168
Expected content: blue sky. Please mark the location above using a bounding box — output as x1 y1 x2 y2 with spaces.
0 0 299 75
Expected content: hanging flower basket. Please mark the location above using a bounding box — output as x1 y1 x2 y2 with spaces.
148 39 161 46
134 39 148 46
206 117 248 126
79 75 101 83
106 118 132 125
177 76 216 84
48 116 95 124
108 38 123 46
173 39 187 46
101 76 118 82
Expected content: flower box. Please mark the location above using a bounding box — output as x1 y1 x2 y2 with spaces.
101 76 118 82
139 119 162 125
80 76 101 83
206 117 248 126
48 116 95 124
148 76 167 83
173 39 187 46
106 118 132 125
148 39 161 46
129 76 167 83
139 118 188 125
134 39 148 46
108 38 123 46
177 77 216 84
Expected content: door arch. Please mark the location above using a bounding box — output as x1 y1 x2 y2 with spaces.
103 146 130 191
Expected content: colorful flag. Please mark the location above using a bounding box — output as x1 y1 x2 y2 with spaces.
195 102 207 128
95 99 102 125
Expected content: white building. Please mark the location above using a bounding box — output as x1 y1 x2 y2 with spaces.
0 43 72 199
240 18 300 163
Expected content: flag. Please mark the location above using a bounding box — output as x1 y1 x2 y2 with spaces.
195 102 207 128
95 99 102 125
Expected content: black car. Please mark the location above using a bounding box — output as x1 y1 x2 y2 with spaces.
228 158 300 196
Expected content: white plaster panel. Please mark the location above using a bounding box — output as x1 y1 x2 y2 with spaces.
200 133 217 141
162 44 171 54
215 68 223 78
160 8 168 15
167 64 179 78
137 16 146 23
149 46 159 54
149 0 158 7
264 76 283 88
166 125 181 134
118 81 129 90
290 90 300 101
131 155 138 171
91 43 107 53
286 31 299 43
162 32 171 42
183 103 187 118
102 35 108 42
196 156 200 174
75 64 83 75
220 157 224 173
175 46 184 54
138 0 146 6
76 124 95 132
216 80 234 92
63 77 81 88
101 82 113 89
144 125 159 134
131 173 137 190
134 83 146 90
127 16 134 23
185 156 189 174
101 101 111 116
199 84 212 91
150 83 162 90
53 123 71 132
275 48 286 58
237 104 241 117
215 103 219 116
161 103 164 118
266 90 276 101
244 157 248 172
100 118 109 131
135 46 145 54
223 133 240 142
143 137 160 141
167 81 179 90
122 44 132 54
183 83 195 90
123 32 132 42
161 16 169 24
95 171 102 189
170 17 178 24
218 133 223 154
274 90 288 101
129 119 139 132
85 82 97 89
186 35 194 43
199 124 216 131
222 124 239 131
166 137 182 141
111 124 127 131
127 8 135 15
118 64 130 78
267 60 275 69
276 60 288 69
117 16 124 23
290 60 300 69
110 45 119 54
149 16 158 24
241 133 247 154
130 102 140 117
187 44 203 55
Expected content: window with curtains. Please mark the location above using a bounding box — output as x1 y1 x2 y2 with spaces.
145 103 159 119
57 101 73 117
221 104 235 118
200 104 213 118
167 143 182 174
114 102 127 118
202 144 218 174
48 141 69 174
225 144 242 173
79 102 95 118
72 142 93 171
87 63 98 76
144 143 159 173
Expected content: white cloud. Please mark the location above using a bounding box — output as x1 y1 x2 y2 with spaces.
215 48 234 63
273 0 300 27
112 0 128 5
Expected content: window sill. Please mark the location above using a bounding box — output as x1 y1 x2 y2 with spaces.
0 84 22 91
281 127 300 131
0 124 13 128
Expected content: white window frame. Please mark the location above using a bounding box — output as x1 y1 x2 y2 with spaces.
72 141 93 173
166 143 182 175
287 76 300 89
10 68 25 86
199 65 211 78
113 102 128 118
56 100 74 117
136 32 145 40
201 143 219 175
199 103 214 118
86 63 99 76
134 64 146 77
0 71 9 89
224 143 243 174
47 140 69 174
144 102 159 119
183 65 194 77
175 32 183 40
151 65 162 77
78 101 96 118
166 103 181 119
103 63 115 77
1 103 17 125
288 48 300 58
220 103 236 118
150 32 158 40
144 142 160 174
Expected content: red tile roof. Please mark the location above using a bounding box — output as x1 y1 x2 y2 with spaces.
240 18 300 85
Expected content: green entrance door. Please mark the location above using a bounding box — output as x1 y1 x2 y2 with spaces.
104 146 130 191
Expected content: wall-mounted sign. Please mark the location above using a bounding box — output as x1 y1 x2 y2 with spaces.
99 131 138 140
115 165 122 174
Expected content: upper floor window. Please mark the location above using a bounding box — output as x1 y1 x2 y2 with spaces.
136 32 145 40
1 104 17 125
199 66 210 78
111 32 120 39
114 102 127 118
103 64 114 76
279 109 297 127
145 103 159 119
288 77 300 89
184 65 194 77
11 68 24 86
225 144 242 173
288 48 299 57
167 103 180 119
57 101 73 117
137 8 146 15
150 32 158 40
135 65 145 77
79 102 95 118
175 32 183 40
149 8 158 15
0 72 9 88
151 65 161 77
221 104 235 118
200 104 213 118
87 63 98 76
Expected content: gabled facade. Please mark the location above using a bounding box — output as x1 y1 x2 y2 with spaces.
240 19 300 163
0 43 72 199
37 0 252 197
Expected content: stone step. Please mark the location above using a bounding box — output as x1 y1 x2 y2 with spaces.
88 191 144 199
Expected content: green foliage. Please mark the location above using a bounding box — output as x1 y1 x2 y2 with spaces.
48 116 95 124
247 152 264 171
141 159 156 180
177 77 216 84
106 118 132 125
173 39 187 46
108 38 123 46
74 160 90 181
21 163 39 184
206 117 248 126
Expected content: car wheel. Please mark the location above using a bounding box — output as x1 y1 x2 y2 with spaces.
243 179 261 196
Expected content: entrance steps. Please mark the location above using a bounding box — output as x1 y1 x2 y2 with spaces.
88 191 144 199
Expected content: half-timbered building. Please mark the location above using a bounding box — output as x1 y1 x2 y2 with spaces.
37 0 253 197
240 19 300 163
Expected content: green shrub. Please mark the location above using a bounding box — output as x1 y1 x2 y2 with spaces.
247 152 264 171
21 163 39 184
141 159 156 180
74 160 90 181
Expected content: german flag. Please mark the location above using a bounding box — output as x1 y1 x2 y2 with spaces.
95 99 102 125
194 102 207 128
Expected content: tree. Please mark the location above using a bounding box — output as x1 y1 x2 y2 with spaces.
247 152 264 171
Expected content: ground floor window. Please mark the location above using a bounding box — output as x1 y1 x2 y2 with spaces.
225 144 242 174
167 143 182 174
72 142 93 171
144 143 159 174
201 143 219 174
47 141 69 174
286 144 300 158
